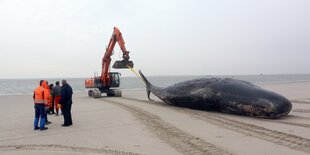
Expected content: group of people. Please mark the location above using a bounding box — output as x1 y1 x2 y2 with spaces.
33 80 73 130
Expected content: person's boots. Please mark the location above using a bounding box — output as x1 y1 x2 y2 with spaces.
45 118 51 125
34 117 39 130
40 118 48 130
56 109 59 116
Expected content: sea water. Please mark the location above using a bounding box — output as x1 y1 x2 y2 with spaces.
1 74 310 96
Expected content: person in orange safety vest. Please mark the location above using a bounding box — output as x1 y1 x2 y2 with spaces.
33 80 48 130
43 81 52 124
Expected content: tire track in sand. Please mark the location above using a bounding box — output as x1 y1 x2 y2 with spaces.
102 99 230 155
291 100 310 104
122 97 310 153
0 144 141 155
267 115 310 128
269 120 310 128
292 109 310 113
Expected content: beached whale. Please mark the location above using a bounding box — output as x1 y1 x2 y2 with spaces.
138 71 292 118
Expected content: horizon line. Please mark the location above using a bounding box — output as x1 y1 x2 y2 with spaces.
1 73 310 79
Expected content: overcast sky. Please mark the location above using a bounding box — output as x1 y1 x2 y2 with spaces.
0 0 309 78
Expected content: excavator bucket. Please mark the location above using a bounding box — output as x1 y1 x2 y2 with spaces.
112 60 134 69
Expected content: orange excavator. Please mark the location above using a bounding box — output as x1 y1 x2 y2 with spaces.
85 27 134 98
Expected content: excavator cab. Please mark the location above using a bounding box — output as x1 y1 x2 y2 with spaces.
109 72 120 87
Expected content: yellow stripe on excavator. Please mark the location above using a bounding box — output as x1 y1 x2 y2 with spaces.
126 65 145 84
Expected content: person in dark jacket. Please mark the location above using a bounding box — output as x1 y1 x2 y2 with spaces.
53 81 62 116
59 80 73 126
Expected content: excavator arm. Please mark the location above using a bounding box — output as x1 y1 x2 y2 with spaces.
101 27 133 87
106 27 130 61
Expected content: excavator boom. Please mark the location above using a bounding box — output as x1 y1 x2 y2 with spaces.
101 27 133 86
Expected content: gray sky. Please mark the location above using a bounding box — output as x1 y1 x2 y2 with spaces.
0 0 309 78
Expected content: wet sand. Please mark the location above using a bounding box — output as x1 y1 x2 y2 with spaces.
0 82 310 154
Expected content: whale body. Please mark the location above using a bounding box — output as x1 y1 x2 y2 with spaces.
139 71 292 118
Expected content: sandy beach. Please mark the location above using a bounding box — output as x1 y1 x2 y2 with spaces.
0 82 310 155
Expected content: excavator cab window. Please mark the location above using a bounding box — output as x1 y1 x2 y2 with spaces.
110 72 120 87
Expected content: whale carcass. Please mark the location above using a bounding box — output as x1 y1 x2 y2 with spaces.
138 71 292 118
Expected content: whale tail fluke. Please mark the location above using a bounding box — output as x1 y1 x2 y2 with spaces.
138 70 153 101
